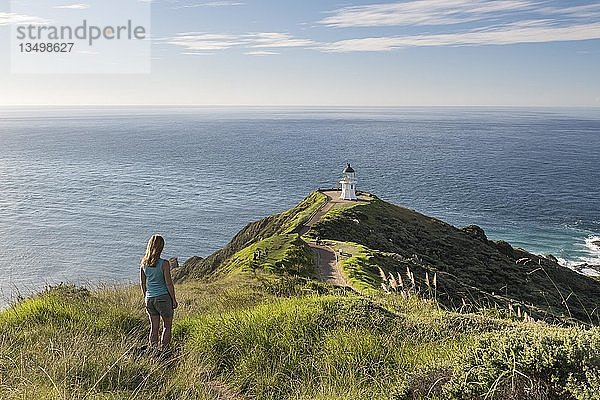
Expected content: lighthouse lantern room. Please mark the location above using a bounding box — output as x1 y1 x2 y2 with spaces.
339 163 357 200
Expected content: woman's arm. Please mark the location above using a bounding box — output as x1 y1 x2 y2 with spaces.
163 261 178 309
140 268 147 297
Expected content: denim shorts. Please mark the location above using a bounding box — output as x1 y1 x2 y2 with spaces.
145 293 173 318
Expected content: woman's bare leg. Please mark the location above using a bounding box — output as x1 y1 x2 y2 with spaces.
148 314 160 347
161 316 173 349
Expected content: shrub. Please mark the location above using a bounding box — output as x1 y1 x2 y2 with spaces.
445 327 600 400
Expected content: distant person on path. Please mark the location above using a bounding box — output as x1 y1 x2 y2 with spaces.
140 234 178 350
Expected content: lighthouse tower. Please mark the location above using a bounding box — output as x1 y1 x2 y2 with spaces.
339 163 357 200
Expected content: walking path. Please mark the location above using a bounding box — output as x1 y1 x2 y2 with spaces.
297 192 336 236
300 190 370 287
310 242 346 286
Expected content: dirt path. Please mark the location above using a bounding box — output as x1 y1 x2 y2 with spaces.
309 242 346 286
299 191 349 287
297 192 336 236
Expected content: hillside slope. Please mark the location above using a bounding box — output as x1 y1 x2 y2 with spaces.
178 191 600 324
3 192 600 400
174 192 327 280
310 194 600 324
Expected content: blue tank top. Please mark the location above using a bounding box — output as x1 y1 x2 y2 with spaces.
143 259 169 299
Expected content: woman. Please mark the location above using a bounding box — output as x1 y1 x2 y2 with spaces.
140 234 178 350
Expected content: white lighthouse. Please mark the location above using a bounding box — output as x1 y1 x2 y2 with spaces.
339 163 357 200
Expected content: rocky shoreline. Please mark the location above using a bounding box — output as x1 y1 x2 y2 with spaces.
571 263 600 277
570 238 600 277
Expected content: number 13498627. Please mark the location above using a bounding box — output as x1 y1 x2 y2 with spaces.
19 43 74 53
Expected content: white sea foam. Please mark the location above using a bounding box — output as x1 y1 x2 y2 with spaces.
557 257 574 267
582 268 600 277
585 235 600 255
558 235 600 277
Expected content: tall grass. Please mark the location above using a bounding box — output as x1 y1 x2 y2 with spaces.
1 279 598 399
175 294 495 399
0 285 163 399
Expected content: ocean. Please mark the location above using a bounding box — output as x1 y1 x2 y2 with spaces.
1 107 599 304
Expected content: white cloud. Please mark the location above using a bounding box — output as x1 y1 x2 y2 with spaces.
540 3 600 19
170 1 244 9
161 3 600 56
248 32 315 48
163 32 314 53
244 50 279 55
317 21 600 52
54 4 90 9
320 0 535 28
0 12 49 26
165 21 600 54
196 1 244 6
164 33 243 51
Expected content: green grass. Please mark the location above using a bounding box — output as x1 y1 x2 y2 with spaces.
280 191 328 233
447 326 600 399
312 196 600 324
176 192 326 280
177 294 471 399
218 234 314 277
3 192 600 399
0 285 161 400
320 201 361 222
1 279 599 400
335 242 381 294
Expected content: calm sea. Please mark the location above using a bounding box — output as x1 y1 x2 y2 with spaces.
1 107 599 304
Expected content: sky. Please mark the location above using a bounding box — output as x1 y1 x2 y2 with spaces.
1 0 600 106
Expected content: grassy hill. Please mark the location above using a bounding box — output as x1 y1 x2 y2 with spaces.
1 192 599 400
174 191 326 281
309 194 600 324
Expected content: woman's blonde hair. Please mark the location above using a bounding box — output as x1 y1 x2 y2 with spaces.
141 234 164 267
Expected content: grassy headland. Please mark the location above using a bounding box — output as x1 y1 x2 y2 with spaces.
311 194 600 324
1 192 599 399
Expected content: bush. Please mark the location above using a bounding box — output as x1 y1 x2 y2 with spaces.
445 327 600 400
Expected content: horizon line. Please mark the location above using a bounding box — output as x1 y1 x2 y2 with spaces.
1 104 599 109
